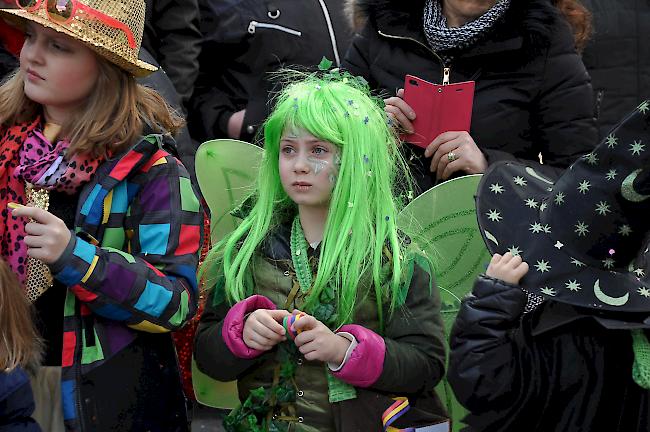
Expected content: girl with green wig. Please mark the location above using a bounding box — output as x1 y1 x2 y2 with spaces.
194 70 448 431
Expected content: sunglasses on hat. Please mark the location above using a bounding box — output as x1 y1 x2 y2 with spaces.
16 0 136 49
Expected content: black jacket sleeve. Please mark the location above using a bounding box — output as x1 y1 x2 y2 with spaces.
370 257 446 394
447 275 527 413
0 369 41 432
142 0 202 109
483 16 597 170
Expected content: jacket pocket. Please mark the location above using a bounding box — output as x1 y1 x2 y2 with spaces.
247 20 302 36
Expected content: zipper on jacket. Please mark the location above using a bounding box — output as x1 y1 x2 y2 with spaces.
378 30 449 85
247 21 302 36
316 0 341 66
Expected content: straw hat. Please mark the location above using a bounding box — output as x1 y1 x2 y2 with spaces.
0 0 156 77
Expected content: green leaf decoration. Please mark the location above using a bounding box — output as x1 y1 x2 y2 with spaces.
318 56 333 71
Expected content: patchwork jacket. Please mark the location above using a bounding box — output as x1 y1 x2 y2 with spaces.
50 135 202 431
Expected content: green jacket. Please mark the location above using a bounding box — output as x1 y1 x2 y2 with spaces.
195 223 447 431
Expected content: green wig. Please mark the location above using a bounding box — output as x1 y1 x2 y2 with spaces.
203 70 414 327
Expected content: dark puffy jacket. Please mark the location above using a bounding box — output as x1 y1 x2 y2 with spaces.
343 0 597 193
0 43 16 81
142 0 202 111
189 0 353 143
582 0 650 138
0 368 40 432
448 275 650 431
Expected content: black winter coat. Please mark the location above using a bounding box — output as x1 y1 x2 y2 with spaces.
582 0 650 139
448 275 650 432
0 43 17 81
343 0 597 193
142 0 202 111
189 0 353 143
0 368 40 432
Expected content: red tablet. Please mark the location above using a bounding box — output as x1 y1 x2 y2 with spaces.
400 75 475 148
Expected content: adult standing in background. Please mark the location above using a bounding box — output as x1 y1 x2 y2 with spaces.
343 0 596 194
189 0 353 143
142 0 202 113
578 0 650 138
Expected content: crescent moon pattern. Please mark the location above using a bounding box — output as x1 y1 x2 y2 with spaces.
593 279 629 306
484 230 499 246
621 169 650 202
525 167 554 185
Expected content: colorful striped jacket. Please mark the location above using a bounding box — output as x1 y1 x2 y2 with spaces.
50 135 202 431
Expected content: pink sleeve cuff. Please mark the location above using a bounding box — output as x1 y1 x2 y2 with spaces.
331 324 386 387
221 295 276 359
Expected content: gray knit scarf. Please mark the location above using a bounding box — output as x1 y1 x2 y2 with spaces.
423 0 511 52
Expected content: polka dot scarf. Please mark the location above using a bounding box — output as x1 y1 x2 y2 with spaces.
0 119 102 283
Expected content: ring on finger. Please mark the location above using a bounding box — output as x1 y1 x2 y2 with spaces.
447 151 458 162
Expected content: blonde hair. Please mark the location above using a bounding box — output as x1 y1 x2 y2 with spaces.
0 260 41 370
0 56 184 157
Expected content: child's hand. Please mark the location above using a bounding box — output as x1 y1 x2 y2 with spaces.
243 309 290 351
11 205 71 264
486 252 529 285
293 313 351 364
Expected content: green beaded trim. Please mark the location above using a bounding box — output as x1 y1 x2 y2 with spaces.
290 215 313 293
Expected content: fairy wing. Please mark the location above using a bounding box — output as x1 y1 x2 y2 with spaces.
195 138 263 244
193 139 263 409
397 174 490 432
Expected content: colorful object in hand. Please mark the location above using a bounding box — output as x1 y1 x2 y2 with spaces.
383 397 415 432
283 312 305 341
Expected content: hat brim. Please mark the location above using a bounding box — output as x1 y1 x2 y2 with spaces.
476 161 650 313
0 9 157 77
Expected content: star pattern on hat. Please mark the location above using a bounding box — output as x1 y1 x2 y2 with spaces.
602 258 615 269
605 134 618 148
530 222 544 233
634 268 646 278
630 140 645 156
535 259 551 273
554 192 565 205
486 209 502 222
605 169 618 181
540 202 548 212
513 176 527 186
577 180 591 194
565 280 581 292
618 224 632 236
638 287 650 298
575 221 589 236
571 258 586 267
525 198 538 209
639 100 649 114
507 245 522 256
595 201 611 216
490 183 504 194
542 224 551 234
554 241 564 249
540 286 556 296
584 152 598 165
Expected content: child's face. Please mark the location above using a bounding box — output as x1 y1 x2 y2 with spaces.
279 126 339 210
20 23 99 123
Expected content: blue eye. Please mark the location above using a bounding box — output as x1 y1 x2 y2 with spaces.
314 147 328 155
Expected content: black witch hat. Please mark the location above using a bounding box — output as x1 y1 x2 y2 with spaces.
476 101 650 313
